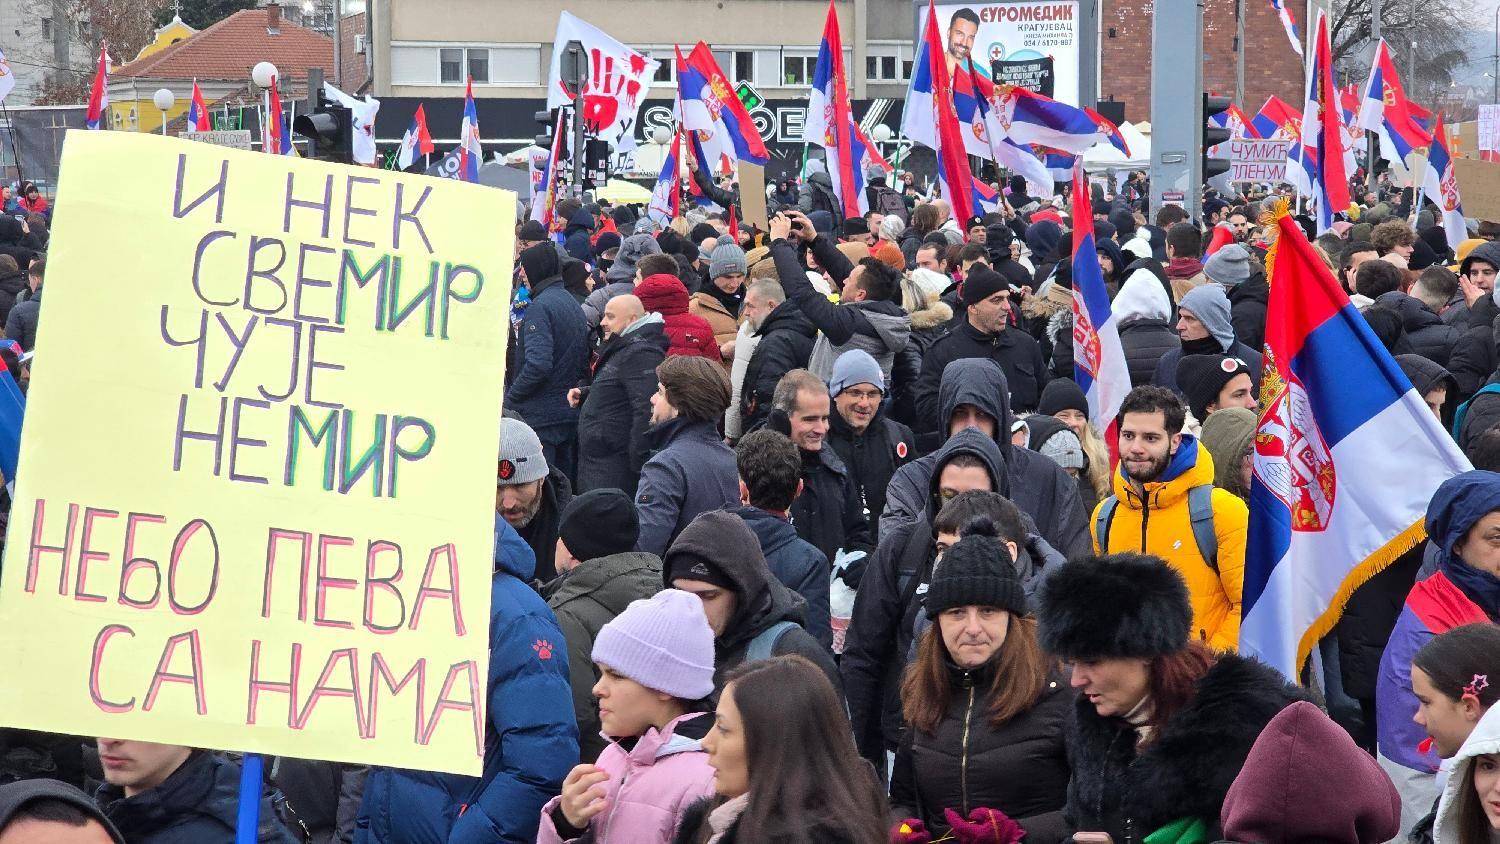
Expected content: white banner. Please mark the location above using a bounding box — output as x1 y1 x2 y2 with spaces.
323 82 380 165
0 50 15 105
1229 138 1291 182
547 12 659 147
934 2 1081 105
1480 105 1500 157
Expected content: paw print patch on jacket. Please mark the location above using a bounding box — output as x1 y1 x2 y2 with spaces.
532 639 554 660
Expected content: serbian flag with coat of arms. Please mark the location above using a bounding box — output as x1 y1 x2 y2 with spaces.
1240 203 1469 679
678 42 769 170
803 0 883 217
1070 163 1129 455
1419 114 1467 254
187 80 210 131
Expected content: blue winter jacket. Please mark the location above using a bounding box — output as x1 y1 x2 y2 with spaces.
635 418 741 557
505 275 589 431
733 505 832 650
355 519 579 843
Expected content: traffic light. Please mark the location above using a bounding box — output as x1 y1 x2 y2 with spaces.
534 108 557 148
292 94 352 164
1202 93 1232 182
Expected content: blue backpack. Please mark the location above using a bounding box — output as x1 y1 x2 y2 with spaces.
1092 485 1220 572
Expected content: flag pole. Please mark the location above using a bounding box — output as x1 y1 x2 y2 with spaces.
0 101 25 190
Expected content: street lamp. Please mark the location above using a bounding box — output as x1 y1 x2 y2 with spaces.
251 61 278 90
650 126 672 146
153 88 175 136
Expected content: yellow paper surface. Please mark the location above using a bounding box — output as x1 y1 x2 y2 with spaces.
0 131 514 775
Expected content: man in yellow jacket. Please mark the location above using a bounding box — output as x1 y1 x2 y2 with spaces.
1090 385 1247 651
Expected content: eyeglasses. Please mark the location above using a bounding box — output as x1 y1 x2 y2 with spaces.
841 388 883 402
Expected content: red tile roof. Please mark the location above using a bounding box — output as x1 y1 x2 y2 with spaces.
115 5 333 83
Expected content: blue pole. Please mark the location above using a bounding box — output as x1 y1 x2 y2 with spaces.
236 752 263 843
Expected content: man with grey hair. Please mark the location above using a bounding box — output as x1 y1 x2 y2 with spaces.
739 278 816 431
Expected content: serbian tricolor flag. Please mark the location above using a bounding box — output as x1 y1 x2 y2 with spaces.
1270 0 1304 57
397 103 435 170
987 86 1107 155
902 5 992 160
531 106 567 227
1420 114 1467 253
1251 95 1302 141
1241 202 1468 679
1357 40 1433 174
679 42 769 170
1087 106 1133 155
969 61 1053 198
84 42 108 130
1296 10 1349 233
459 77 482 182
187 80 209 131
1070 163 1129 463
265 75 292 155
647 128 683 225
803 0 865 217
914 0 977 228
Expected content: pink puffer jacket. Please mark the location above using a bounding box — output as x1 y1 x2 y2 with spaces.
536 711 717 843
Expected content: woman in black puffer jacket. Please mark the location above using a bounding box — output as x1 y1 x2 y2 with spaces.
889 518 1072 844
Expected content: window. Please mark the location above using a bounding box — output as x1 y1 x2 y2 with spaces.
903 60 914 80
467 48 489 83
735 51 753 83
783 54 816 86
40 18 51 39
865 55 898 81
439 47 463 83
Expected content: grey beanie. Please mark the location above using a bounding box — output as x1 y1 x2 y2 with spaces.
1204 244 1252 287
708 243 747 279
497 417 549 485
828 349 884 396
1039 428 1085 470
607 234 663 283
1178 283 1236 351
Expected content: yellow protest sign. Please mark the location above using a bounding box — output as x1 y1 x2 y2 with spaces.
0 131 514 775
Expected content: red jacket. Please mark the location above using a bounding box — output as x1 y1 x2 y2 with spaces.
635 273 720 359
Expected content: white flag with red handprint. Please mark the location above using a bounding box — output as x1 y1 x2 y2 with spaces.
547 12 659 147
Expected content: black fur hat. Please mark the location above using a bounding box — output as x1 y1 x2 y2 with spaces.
1038 553 1192 661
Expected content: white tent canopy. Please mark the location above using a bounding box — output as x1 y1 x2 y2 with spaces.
1081 121 1150 172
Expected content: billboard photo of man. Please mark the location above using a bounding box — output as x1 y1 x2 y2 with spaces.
945 8 980 79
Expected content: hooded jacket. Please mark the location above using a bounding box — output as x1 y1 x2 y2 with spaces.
663 511 841 696
734 505 832 650
1219 701 1401 844
635 418 741 557
577 317 670 496
1114 268 1180 387
797 166 840 217
912 311 1052 428
563 208 597 264
1446 241 1500 397
507 247 590 430
739 300 817 431
1377 471 1500 830
541 551 665 763
635 274 721 360
1433 700 1500 843
1198 407 1257 499
1089 435 1247 651
1376 291 1462 367
99 750 297 844
890 666 1072 844
770 237 912 382
537 712 716 844
356 520 577 844
882 358 1091 558
1227 267 1270 351
1065 654 1306 844
583 235 664 326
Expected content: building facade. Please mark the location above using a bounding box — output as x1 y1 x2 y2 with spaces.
0 0 95 104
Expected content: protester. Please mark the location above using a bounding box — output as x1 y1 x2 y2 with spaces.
635 356 738 556
1447 241 1500 397
1113 266 1179 387
498 416 573 582
574 295 668 495
737 278 816 432
1377 286 1462 368
0 778 124 843
1039 553 1303 840
509 243 590 478
537 589 716 844
95 741 297 842
635 258 720 360
583 234 663 327
769 211 911 382
1200 406 1257 500
1218 701 1401 844
357 520 577 843
1152 283 1263 393
1431 702 1500 844
673 656 887 844
889 518 1070 842
825 349 916 545
1378 471 1500 831
690 243 747 368
1394 354 1457 425
1164 222 1208 300
1039 378 1111 503
1091 386 1247 651
17 182 46 216
1176 353 1257 422
5 258 41 351
543 488 663 762
732 429 833 649
1026 414 1098 512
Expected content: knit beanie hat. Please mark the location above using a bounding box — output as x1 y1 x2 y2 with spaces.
690 222 720 245
709 243 748 279
593 589 716 700
961 266 1009 306
925 517 1027 618
518 219 549 241
1204 244 1252 287
829 349 884 397
1038 378 1089 417
593 231 622 257
1178 284 1236 350
1038 428 1085 470
872 241 905 271
1038 552 1192 660
497 417 548 485
560 488 640 562
1176 354 1252 421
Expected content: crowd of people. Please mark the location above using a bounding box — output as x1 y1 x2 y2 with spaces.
13 165 1500 844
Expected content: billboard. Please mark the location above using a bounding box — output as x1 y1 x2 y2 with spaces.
934 1 1081 105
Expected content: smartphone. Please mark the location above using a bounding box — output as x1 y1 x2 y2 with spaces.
1073 833 1113 844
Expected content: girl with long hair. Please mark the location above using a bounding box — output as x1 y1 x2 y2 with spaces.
1411 623 1500 843
890 518 1071 843
673 656 887 844
1038 379 1111 502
